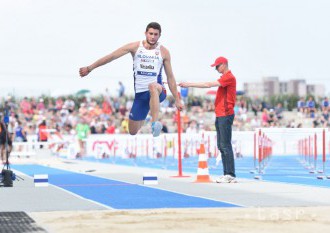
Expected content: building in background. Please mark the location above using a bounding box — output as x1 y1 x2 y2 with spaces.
263 77 280 97
244 77 325 98
307 84 325 97
243 82 265 98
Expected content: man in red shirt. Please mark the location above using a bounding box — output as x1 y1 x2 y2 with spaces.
179 56 237 183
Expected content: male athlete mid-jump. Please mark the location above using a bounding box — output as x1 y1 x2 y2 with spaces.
79 22 183 137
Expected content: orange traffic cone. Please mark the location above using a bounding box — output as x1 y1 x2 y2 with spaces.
194 142 212 183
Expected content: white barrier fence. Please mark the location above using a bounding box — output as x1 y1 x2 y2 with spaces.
11 129 327 160
86 131 254 159
11 134 78 159
10 132 253 159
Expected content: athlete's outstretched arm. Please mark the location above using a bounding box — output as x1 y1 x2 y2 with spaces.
162 47 183 111
79 41 139 77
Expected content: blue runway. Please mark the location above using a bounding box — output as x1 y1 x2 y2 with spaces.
82 155 330 188
12 164 239 210
255 156 330 188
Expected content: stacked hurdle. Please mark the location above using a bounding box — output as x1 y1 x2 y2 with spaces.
254 129 273 180
298 129 329 180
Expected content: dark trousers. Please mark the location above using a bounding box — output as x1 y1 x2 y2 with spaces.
215 114 236 177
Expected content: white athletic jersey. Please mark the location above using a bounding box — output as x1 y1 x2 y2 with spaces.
133 41 164 93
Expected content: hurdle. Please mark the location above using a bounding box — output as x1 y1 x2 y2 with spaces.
252 128 328 180
296 128 328 178
171 92 190 178
316 129 327 179
309 133 318 174
250 132 257 174
253 128 273 180
11 134 51 159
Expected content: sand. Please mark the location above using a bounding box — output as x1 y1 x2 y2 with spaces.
30 206 330 233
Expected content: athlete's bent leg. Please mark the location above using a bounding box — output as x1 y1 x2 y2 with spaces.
148 82 162 123
148 82 164 137
128 119 145 135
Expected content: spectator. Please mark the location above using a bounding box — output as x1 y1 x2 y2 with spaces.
75 117 90 157
237 103 247 122
120 116 129 133
89 118 97 134
274 103 284 120
63 123 73 135
59 106 69 127
267 109 277 125
20 97 33 121
47 99 57 113
67 110 78 128
36 98 46 112
250 116 261 129
30 97 37 111
261 100 268 111
160 98 170 114
6 96 18 111
14 120 27 153
113 98 120 113
126 99 133 112
25 122 35 137
64 98 75 113
38 120 48 148
306 96 316 118
101 97 113 115
251 97 261 116
181 111 190 130
55 97 64 111
118 81 125 98
79 103 88 117
14 120 26 142
321 97 329 111
161 121 169 133
190 97 202 113
96 120 106 134
119 104 128 116
105 119 116 134
186 120 198 134
320 109 329 127
261 108 269 127
203 99 214 112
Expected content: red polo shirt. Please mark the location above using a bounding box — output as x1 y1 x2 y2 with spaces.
214 70 236 117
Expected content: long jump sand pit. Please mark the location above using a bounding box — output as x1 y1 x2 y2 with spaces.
30 206 330 233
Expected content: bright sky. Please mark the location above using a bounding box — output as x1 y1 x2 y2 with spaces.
1 0 329 97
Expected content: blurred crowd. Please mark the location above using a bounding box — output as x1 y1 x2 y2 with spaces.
0 89 329 145
232 96 330 130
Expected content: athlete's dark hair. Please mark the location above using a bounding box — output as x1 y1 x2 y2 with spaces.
146 22 161 34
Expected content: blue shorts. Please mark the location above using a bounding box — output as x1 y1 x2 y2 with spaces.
129 89 166 121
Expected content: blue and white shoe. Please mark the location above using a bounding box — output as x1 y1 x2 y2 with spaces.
151 121 163 137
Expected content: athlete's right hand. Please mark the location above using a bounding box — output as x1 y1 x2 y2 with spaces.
175 99 184 111
79 66 91 77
